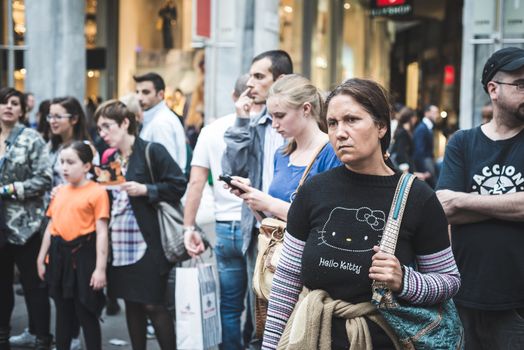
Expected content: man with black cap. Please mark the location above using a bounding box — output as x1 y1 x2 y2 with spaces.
436 47 524 349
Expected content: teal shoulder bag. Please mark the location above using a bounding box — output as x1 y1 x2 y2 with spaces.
371 173 464 350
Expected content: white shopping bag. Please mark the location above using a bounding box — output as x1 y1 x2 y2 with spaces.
176 263 222 349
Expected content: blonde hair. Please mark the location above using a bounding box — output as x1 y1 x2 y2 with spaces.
268 74 325 155
186 50 205 129
186 77 204 129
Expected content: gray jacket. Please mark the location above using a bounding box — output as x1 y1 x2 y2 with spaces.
2 124 52 245
222 109 272 253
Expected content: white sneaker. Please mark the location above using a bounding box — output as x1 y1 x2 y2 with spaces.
70 337 82 350
9 328 36 347
146 324 156 339
51 337 83 350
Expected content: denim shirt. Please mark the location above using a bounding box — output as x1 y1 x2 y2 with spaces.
1 124 52 245
222 108 285 253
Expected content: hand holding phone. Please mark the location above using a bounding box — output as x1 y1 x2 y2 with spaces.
219 174 245 194
219 174 267 219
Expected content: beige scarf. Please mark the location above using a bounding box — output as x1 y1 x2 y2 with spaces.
277 289 402 350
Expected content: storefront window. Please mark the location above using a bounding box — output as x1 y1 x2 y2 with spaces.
279 0 303 74
85 0 101 100
472 0 497 39
118 0 201 115
340 0 365 82
85 0 97 49
472 45 494 126
311 0 330 90
503 0 524 39
467 0 524 127
0 0 26 90
11 0 24 45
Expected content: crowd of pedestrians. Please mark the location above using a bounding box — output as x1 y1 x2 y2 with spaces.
0 46 523 350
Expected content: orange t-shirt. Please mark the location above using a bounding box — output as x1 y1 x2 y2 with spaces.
47 181 110 241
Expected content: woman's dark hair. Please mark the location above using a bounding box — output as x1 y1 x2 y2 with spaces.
94 100 137 135
49 96 91 151
36 99 51 142
324 78 392 154
62 141 94 165
394 107 417 140
0 87 27 119
397 106 416 126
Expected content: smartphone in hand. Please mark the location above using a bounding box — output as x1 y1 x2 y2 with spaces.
219 174 267 219
218 174 245 194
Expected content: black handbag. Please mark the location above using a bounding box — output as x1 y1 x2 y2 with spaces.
145 143 208 263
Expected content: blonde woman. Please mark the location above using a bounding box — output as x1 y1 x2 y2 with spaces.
229 74 341 224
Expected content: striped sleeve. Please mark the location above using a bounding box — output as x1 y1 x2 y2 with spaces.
261 232 305 350
397 246 461 305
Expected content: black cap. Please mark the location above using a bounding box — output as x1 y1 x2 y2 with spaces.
481 47 524 92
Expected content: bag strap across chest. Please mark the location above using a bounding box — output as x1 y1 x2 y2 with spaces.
145 143 156 183
294 141 328 193
379 172 416 255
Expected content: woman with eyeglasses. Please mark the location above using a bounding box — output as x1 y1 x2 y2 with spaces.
47 97 98 186
0 87 53 350
94 100 186 350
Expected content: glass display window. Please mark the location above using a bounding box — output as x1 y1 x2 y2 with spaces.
311 0 330 90
464 0 524 128
340 1 365 82
0 0 26 89
118 0 201 103
279 0 303 74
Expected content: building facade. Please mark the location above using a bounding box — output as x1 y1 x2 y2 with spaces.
460 0 524 129
0 0 208 120
5 0 522 138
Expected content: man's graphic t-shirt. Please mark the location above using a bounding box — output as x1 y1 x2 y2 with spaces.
437 126 524 310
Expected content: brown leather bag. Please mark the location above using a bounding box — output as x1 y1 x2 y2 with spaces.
253 217 287 300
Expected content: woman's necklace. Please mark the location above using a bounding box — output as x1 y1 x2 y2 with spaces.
117 153 130 172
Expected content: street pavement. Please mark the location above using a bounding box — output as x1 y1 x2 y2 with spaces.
11 184 218 350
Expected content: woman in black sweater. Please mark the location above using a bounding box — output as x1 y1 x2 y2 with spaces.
94 100 187 350
262 79 461 349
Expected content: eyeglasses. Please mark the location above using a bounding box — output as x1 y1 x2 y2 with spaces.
46 114 72 122
96 122 118 134
492 81 524 92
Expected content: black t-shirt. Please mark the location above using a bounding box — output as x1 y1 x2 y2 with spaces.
437 126 524 310
288 166 450 304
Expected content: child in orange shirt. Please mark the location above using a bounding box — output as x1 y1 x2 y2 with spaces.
37 141 109 350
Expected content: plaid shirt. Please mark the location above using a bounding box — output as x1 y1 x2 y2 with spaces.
110 188 147 266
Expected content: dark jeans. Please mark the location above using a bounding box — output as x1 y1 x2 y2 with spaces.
246 228 261 350
0 234 50 337
215 221 247 350
457 305 524 349
54 294 101 350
